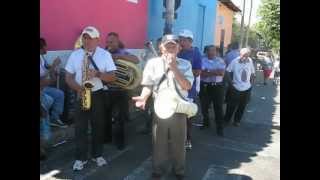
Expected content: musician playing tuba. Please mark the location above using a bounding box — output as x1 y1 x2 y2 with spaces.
132 34 194 179
65 26 116 171
102 32 140 149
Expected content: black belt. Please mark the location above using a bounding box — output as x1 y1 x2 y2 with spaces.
202 82 224 86
92 89 104 94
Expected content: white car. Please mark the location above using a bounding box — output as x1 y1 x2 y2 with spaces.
256 51 268 60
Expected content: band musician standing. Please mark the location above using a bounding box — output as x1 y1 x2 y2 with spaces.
65 26 117 171
199 45 226 136
177 29 202 150
224 48 255 127
104 32 139 150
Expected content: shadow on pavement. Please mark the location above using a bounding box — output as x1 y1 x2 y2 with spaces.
185 76 280 179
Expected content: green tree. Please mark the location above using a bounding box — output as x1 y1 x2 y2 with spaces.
232 17 258 48
255 0 280 51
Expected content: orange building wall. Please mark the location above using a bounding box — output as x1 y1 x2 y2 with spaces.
215 2 235 48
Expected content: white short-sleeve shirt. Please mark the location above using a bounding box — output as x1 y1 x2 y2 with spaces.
40 55 48 78
201 56 226 83
64 47 116 92
226 57 255 91
141 57 194 98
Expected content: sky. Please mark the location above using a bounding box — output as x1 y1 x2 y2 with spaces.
231 0 262 26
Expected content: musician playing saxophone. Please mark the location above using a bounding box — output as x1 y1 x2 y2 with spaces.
132 34 194 180
65 26 116 171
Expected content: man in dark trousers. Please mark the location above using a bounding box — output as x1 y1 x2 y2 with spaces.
224 42 240 103
177 29 202 150
104 32 139 150
199 45 226 136
224 48 255 127
65 26 116 170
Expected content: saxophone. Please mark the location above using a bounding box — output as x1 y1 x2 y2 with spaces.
81 51 94 111
74 35 142 90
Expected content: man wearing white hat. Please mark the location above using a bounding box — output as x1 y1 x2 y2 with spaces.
224 48 256 127
65 26 117 171
133 34 194 180
177 29 202 150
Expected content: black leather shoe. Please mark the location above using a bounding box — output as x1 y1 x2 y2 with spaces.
200 124 209 130
152 173 162 180
117 143 125 150
138 128 151 135
175 174 185 180
217 128 224 137
233 122 240 127
223 121 230 127
40 148 47 161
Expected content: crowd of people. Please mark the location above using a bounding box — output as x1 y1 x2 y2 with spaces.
40 26 278 180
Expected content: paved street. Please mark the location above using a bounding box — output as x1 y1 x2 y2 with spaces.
40 73 280 180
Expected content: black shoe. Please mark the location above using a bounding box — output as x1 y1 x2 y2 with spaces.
223 121 230 127
40 148 47 161
152 173 162 180
104 138 112 144
117 143 125 150
200 124 209 130
233 122 240 127
217 128 224 137
175 174 185 180
138 128 151 135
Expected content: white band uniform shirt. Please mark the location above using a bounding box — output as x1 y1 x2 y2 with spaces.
141 57 194 98
226 57 255 91
64 47 116 92
201 56 226 83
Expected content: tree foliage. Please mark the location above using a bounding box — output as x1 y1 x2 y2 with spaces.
255 0 280 51
232 17 258 48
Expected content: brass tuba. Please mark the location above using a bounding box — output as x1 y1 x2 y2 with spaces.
81 51 94 111
108 59 142 90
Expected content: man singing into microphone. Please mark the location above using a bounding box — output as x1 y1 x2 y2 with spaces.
132 34 194 180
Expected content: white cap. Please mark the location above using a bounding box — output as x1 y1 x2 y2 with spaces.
81 26 100 38
161 34 179 45
240 48 251 56
178 29 194 39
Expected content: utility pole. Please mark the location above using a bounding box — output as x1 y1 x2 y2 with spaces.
245 0 253 47
239 0 246 48
163 0 176 35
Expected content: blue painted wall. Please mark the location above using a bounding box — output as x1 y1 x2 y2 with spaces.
148 0 217 52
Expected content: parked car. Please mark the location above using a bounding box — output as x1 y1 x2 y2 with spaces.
256 51 269 60
255 50 271 70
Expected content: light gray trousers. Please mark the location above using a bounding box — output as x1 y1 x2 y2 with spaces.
152 113 187 176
